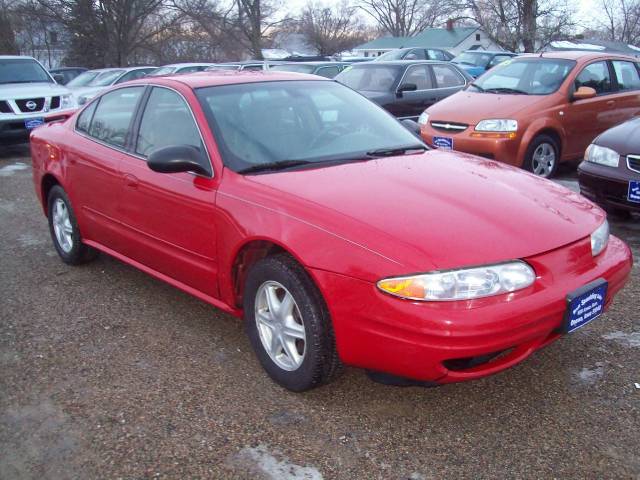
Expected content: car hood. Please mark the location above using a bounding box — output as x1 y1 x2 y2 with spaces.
245 150 603 274
595 117 640 156
0 82 71 100
427 91 545 125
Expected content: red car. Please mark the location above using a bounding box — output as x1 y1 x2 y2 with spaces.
30 72 632 391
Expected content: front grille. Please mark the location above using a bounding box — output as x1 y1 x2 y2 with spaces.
627 155 640 173
15 97 45 113
430 120 468 133
0 100 12 113
50 96 61 109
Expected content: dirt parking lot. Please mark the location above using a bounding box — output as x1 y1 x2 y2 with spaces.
1 144 639 479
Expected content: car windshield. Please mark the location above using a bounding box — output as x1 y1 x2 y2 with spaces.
374 50 406 61
335 65 401 92
269 64 316 74
452 52 492 67
196 80 423 172
471 58 576 95
67 70 100 87
0 58 52 84
87 70 126 86
147 67 175 76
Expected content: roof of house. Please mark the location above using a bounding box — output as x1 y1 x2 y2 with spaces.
547 39 640 57
354 27 479 51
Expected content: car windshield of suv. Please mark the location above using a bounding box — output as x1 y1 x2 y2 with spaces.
196 80 423 172
374 50 407 61
335 65 401 92
471 58 576 95
453 52 492 67
0 58 52 84
269 64 316 74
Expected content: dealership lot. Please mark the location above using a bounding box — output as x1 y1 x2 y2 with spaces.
1 144 639 478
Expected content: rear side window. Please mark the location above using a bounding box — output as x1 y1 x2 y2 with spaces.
432 64 465 88
428 49 447 61
116 69 150 84
88 87 144 148
76 102 97 133
612 61 640 91
135 87 207 171
405 49 427 60
575 61 612 94
403 64 433 89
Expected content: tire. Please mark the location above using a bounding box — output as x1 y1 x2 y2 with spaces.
243 254 342 391
523 134 560 178
47 185 98 265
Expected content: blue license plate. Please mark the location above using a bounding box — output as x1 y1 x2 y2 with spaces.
433 136 453 150
628 181 640 203
564 279 608 333
25 118 44 130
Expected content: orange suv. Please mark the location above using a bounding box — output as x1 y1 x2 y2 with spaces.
418 52 640 177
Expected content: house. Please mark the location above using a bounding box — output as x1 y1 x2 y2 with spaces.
353 26 504 58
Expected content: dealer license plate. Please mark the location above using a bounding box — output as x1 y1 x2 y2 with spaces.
563 279 608 334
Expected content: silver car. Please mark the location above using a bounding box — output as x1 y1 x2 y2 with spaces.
67 66 156 105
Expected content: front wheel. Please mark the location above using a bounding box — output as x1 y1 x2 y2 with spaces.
243 254 341 391
524 135 559 178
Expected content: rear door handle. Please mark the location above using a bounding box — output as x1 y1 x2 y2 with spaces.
124 173 139 188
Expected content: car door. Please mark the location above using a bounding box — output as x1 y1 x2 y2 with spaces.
609 60 640 123
392 64 436 120
430 63 468 102
66 86 145 251
563 60 618 158
117 86 219 297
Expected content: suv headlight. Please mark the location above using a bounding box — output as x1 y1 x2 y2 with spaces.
418 111 429 126
475 119 518 132
591 220 609 257
585 144 619 167
377 261 536 301
60 94 76 109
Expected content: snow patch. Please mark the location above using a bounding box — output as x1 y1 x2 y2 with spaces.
628 44 640 52
576 363 604 384
233 445 323 480
0 162 29 177
551 41 606 51
603 331 640 348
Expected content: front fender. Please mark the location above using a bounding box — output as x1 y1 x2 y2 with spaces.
517 117 567 165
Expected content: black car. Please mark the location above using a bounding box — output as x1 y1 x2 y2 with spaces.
335 60 472 121
49 67 87 84
374 47 454 62
268 62 349 78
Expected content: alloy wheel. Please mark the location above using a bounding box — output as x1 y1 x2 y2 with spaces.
532 142 556 177
52 198 73 253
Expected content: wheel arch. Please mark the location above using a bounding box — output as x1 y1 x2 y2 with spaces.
41 173 62 216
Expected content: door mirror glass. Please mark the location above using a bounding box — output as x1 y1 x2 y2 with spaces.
147 145 209 176
572 86 597 101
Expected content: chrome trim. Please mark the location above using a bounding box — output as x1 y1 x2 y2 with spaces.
73 84 214 178
627 155 640 174
430 122 467 130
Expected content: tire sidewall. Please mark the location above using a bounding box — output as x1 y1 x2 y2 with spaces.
524 135 559 178
47 186 84 264
243 257 327 391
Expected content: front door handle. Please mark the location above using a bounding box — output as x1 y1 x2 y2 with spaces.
124 173 139 188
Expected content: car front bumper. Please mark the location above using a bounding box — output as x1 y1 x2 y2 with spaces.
420 124 523 166
578 161 640 213
312 235 632 384
0 110 76 143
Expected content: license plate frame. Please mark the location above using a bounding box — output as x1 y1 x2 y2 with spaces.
24 118 45 130
562 278 608 334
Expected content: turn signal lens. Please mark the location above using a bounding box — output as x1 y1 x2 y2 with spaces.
377 261 536 301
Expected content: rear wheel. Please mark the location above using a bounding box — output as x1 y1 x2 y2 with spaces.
243 254 341 391
47 185 98 265
524 134 559 178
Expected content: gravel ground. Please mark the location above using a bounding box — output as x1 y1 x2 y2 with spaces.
1 144 639 480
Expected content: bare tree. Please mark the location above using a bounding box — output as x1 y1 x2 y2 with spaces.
466 0 574 51
357 0 456 37
600 0 640 44
0 0 20 54
234 0 288 59
297 1 368 55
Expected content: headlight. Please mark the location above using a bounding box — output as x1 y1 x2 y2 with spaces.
475 119 518 132
591 219 609 257
60 94 76 109
418 111 429 126
377 260 536 301
585 144 619 167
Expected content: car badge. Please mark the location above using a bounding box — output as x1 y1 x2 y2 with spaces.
26 101 37 110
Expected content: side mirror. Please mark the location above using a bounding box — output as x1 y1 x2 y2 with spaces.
401 119 421 138
147 145 210 176
572 86 596 101
396 83 417 97
53 73 65 84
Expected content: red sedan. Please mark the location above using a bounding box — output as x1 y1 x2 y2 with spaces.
30 71 632 391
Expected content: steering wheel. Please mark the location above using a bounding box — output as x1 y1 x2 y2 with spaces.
308 125 352 150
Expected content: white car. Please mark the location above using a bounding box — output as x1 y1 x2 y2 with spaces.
146 63 214 77
0 56 77 144
67 66 156 105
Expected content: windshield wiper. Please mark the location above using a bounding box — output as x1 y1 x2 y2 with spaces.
469 82 485 92
484 87 529 95
366 144 427 157
237 159 314 174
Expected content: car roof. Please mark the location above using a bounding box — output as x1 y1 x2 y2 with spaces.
0 55 39 60
348 60 452 66
518 51 638 62
161 63 213 68
50 67 86 71
125 70 329 89
270 62 347 66
461 50 516 55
